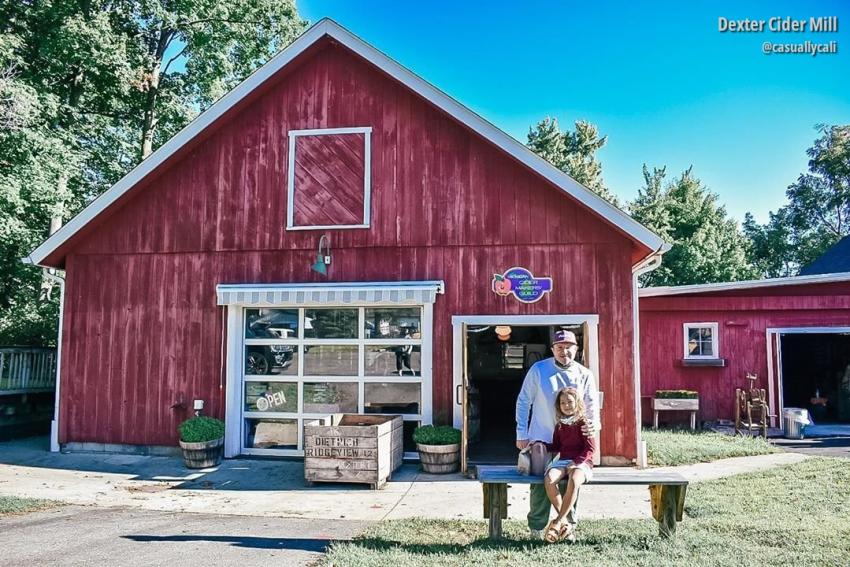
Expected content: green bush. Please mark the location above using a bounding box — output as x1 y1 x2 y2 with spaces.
412 425 461 446
178 416 225 443
655 389 699 399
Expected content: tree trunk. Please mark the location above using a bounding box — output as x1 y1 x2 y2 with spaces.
139 29 172 160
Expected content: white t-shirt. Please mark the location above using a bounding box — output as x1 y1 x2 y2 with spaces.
516 357 599 442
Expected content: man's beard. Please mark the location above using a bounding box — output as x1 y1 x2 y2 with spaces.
555 356 573 368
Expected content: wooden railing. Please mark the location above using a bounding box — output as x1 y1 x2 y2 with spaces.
0 348 57 393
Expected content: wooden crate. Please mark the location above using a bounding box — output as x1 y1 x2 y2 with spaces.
304 414 403 489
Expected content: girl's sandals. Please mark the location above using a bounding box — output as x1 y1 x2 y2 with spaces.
543 520 565 543
544 520 575 543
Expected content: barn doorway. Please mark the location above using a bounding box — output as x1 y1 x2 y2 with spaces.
452 315 599 471
780 332 850 424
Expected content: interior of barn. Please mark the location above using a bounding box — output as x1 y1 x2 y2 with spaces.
780 333 850 424
464 324 585 464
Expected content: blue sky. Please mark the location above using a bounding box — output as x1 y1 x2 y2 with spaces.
299 0 850 224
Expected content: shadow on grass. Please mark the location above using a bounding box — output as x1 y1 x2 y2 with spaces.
336 530 663 556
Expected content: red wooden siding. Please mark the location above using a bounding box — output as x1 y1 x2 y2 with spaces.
293 132 366 226
639 282 850 423
57 39 641 459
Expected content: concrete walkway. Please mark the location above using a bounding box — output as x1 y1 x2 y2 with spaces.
0 437 810 522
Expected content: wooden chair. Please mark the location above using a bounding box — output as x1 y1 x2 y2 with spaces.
734 387 770 438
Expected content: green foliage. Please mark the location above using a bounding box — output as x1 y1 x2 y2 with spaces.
527 117 620 205
412 425 461 446
0 1 305 345
654 390 698 399
745 124 850 275
630 166 758 287
324 458 849 567
178 416 225 443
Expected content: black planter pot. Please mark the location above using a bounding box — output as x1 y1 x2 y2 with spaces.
179 437 224 468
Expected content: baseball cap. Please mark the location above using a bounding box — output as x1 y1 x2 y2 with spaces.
553 330 578 345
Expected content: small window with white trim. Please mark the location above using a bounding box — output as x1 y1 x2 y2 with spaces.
683 322 719 359
287 127 372 230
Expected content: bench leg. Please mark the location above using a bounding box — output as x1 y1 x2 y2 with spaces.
484 482 507 540
690 411 696 430
653 410 659 429
659 485 678 538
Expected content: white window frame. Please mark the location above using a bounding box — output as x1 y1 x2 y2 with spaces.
286 126 372 230
683 322 719 359
231 305 431 460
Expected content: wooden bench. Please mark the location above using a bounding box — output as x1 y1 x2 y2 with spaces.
477 465 688 540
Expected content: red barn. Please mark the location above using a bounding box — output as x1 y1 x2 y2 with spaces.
28 19 667 467
639 272 850 428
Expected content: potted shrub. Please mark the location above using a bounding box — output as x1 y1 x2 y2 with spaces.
413 425 461 473
178 416 225 468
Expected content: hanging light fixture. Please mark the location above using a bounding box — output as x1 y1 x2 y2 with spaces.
495 325 512 341
311 235 331 275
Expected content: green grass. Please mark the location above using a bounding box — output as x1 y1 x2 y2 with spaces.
0 495 56 515
324 457 850 567
644 428 780 466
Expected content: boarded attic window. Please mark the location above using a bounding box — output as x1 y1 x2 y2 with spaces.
287 127 372 229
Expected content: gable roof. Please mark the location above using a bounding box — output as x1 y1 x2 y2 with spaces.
639 271 850 297
799 236 850 276
27 18 666 268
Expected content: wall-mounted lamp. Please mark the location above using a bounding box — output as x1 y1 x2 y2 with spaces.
193 399 204 417
311 235 332 275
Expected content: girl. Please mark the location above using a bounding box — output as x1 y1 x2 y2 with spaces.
541 387 596 543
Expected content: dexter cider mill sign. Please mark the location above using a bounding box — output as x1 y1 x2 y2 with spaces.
492 267 553 303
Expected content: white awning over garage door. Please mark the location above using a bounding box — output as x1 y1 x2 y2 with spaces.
216 281 445 307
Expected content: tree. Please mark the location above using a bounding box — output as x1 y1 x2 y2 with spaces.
744 124 850 275
630 166 758 287
0 1 306 345
742 210 795 278
123 1 306 158
527 117 620 205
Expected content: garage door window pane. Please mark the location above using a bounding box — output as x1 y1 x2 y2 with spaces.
244 382 297 413
245 308 299 339
303 345 358 376
365 345 421 376
245 418 297 449
303 382 358 413
304 309 358 339
364 383 420 415
244 346 297 376
364 308 421 339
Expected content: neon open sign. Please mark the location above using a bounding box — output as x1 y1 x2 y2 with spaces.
492 267 553 304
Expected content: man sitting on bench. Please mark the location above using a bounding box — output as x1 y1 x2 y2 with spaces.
515 329 599 540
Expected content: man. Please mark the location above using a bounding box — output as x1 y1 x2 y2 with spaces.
516 329 599 539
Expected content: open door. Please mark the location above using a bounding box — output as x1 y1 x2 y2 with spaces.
767 331 781 428
460 323 469 473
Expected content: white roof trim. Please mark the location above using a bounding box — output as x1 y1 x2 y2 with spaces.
28 18 664 267
216 280 445 306
639 271 850 297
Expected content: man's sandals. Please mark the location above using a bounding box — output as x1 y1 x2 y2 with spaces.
544 519 574 543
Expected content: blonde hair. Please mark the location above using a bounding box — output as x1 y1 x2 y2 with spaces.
554 387 586 422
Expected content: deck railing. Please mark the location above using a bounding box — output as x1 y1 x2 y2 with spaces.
0 348 57 394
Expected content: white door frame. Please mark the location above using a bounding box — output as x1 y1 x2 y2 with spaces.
451 314 600 459
766 326 850 429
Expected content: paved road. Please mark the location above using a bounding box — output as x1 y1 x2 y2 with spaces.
0 505 367 567
772 436 850 459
